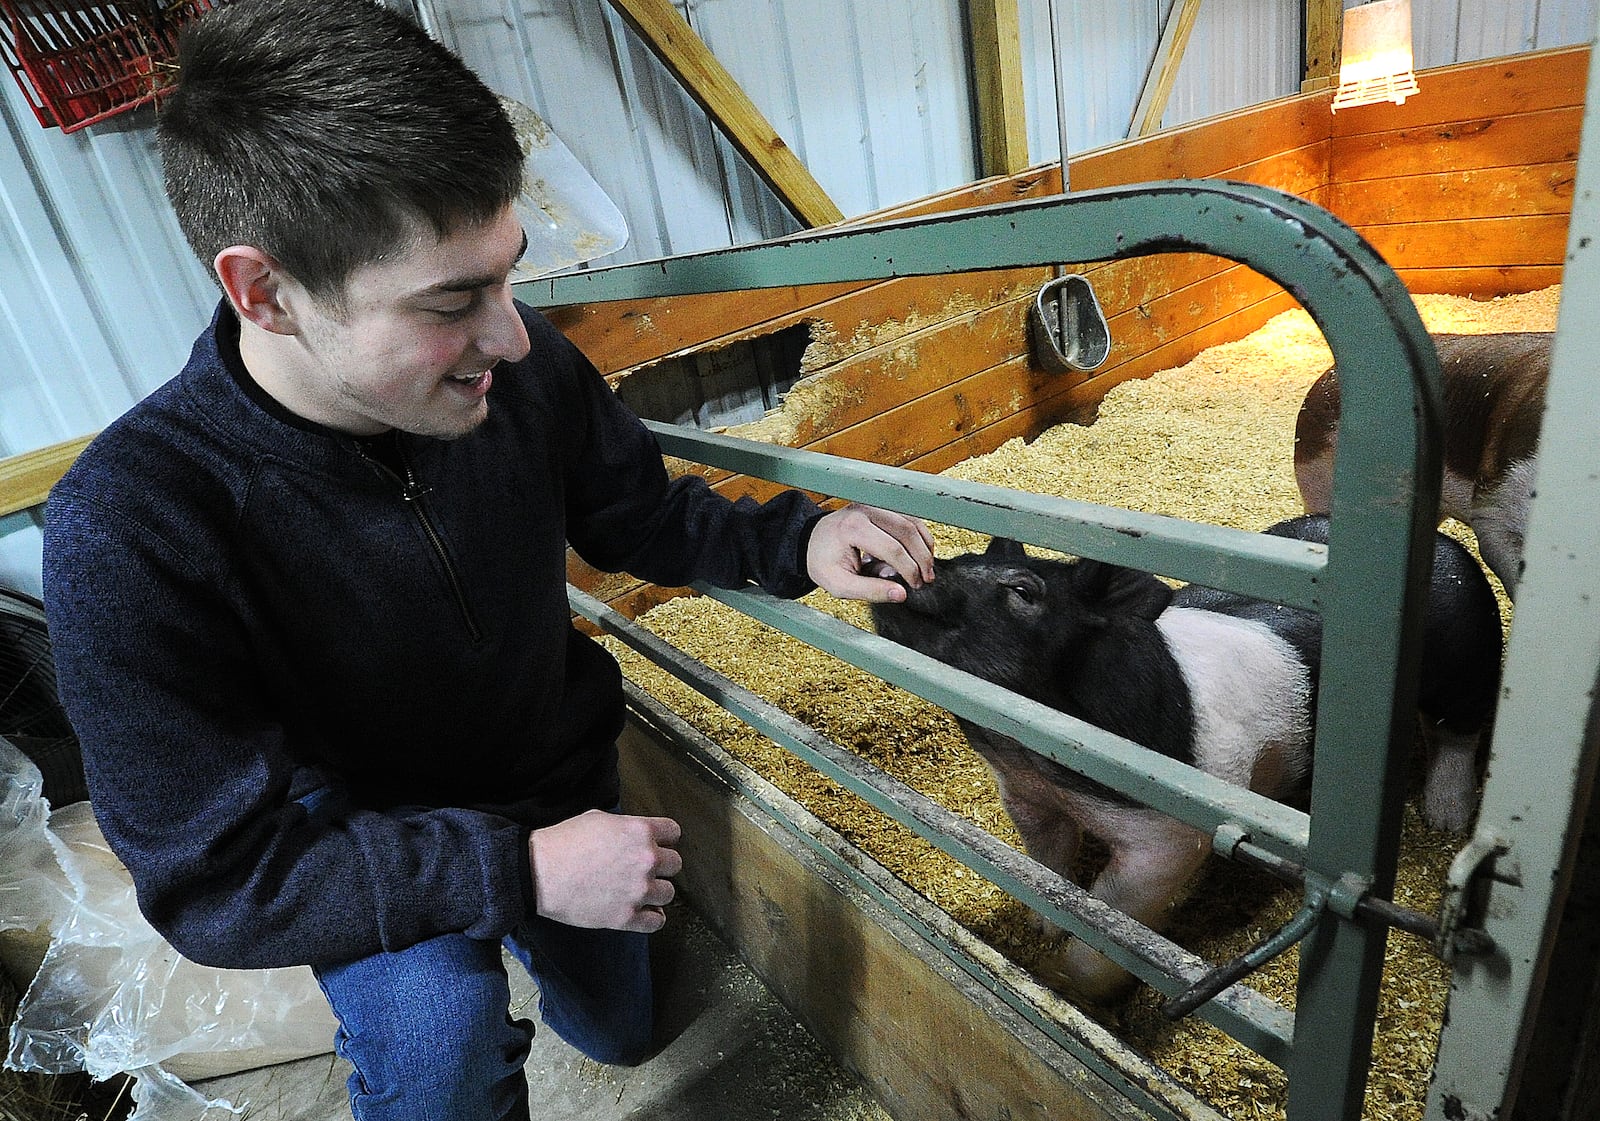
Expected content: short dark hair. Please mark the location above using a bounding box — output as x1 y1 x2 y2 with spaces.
158 0 523 305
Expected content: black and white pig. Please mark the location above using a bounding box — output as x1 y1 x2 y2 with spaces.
1294 331 1549 599
868 514 1502 1004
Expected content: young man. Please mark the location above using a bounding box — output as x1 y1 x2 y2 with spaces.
39 1 934 1117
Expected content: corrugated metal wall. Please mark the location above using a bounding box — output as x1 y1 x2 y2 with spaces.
1024 0 1302 160
0 0 1595 594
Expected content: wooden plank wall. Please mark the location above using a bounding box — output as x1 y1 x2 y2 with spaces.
1329 46 1583 295
562 45 1586 621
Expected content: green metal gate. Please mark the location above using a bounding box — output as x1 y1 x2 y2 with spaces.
520 178 1456 1121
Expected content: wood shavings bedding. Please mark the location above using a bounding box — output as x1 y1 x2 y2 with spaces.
600 285 1560 1121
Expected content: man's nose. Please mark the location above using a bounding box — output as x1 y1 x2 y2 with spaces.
482 285 531 364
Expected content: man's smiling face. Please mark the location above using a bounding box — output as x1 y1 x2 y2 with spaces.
260 204 532 439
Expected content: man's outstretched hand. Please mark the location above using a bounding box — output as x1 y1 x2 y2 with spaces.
805 503 935 603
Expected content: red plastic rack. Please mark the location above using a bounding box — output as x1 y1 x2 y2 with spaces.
1 0 222 132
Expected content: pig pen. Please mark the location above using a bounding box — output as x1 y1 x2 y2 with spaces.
598 285 1556 1121
535 43 1584 1121
0 37 1580 1121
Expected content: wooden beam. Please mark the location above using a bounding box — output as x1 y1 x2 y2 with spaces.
1302 0 1344 93
1128 0 1204 138
967 0 1030 177
616 706 1201 1121
0 436 92 518
606 0 845 228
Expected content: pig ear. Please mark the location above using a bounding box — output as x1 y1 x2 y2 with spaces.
984 537 1028 561
1071 559 1173 619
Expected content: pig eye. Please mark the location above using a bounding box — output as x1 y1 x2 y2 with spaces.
1003 581 1036 604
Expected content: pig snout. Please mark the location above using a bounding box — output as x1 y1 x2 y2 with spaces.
861 557 907 584
870 551 1048 693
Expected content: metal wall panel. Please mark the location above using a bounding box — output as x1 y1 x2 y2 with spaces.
1018 0 1324 163
1164 0 1301 130
686 0 978 218
0 88 217 598
1536 0 1599 46
1448 0 1540 62
1406 0 1592 67
1021 0 1168 166
0 103 210 458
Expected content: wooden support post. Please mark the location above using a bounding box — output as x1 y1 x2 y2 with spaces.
1302 0 1344 93
0 436 93 518
605 0 845 228
967 0 1030 177
1128 0 1203 138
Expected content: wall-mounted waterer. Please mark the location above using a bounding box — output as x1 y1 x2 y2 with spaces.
1027 273 1112 374
1023 0 1113 379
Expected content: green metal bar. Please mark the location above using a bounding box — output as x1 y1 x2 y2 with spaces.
649 422 1329 609
530 179 1440 1121
1163 894 1326 1021
573 585 1294 1059
693 582 1310 854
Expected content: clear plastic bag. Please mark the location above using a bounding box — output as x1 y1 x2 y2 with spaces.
1 737 338 1121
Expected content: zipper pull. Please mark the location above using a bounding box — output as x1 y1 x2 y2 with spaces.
401 474 433 502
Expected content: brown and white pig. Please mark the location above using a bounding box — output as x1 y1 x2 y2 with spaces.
869 515 1502 1004
1294 331 1549 598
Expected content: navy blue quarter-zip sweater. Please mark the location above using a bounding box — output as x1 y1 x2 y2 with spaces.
41 301 823 971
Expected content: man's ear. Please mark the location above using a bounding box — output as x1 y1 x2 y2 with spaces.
213 245 297 335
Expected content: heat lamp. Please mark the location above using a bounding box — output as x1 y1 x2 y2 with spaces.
1333 0 1420 111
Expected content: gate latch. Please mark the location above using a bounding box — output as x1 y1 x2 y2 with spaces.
1436 829 1512 963
1162 826 1504 1020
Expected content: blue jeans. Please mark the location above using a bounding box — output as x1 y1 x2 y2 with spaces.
312 917 654 1121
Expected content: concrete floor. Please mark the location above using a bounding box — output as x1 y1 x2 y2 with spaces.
193 902 890 1121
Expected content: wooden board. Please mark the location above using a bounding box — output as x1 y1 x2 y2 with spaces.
1361 214 1575 270
1332 107 1583 185
1390 265 1566 295
967 0 1029 176
1301 0 1343 93
604 0 843 227
0 436 93 518
1073 95 1336 189
1326 162 1576 225
616 690 1222 1121
1129 0 1203 137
